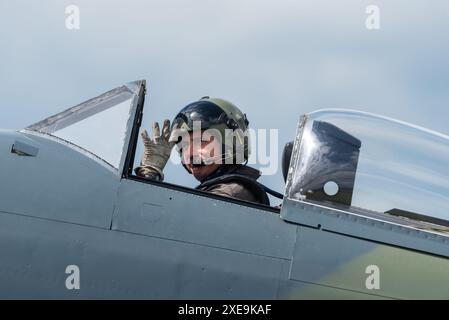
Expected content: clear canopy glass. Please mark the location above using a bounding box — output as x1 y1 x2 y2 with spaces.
286 109 449 226
23 81 143 169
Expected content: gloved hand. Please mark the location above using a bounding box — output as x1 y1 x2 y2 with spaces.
136 119 175 180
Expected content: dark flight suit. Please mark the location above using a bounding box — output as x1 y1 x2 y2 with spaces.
195 165 270 205
136 164 270 206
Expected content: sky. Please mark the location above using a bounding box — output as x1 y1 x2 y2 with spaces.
1 0 449 199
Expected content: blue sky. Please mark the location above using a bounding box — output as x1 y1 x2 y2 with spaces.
1 0 449 196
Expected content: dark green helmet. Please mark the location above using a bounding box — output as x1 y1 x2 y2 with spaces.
171 97 251 165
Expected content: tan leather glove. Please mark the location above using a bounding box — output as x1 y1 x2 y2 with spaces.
136 119 175 181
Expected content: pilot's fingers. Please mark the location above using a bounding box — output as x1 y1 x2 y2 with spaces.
141 129 152 143
168 123 181 146
162 119 171 140
140 130 153 147
153 122 161 141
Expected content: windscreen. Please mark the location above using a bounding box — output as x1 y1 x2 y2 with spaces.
24 81 143 169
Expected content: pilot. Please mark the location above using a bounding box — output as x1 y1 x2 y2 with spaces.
135 97 270 205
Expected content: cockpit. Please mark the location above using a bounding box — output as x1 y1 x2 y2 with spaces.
21 80 449 233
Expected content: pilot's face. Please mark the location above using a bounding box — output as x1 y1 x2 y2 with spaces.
181 131 222 182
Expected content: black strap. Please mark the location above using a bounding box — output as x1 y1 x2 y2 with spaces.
260 184 284 200
197 174 270 206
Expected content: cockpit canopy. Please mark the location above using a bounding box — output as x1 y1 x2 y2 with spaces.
286 109 449 226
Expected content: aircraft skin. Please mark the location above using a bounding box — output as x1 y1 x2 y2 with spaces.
0 80 448 299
